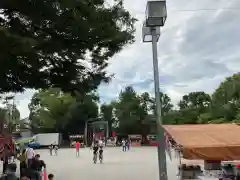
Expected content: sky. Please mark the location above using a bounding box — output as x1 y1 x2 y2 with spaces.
12 0 240 118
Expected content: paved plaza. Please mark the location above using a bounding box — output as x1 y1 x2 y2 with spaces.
1 147 220 180
38 147 179 180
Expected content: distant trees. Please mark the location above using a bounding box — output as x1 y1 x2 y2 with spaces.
100 73 240 135
27 73 240 136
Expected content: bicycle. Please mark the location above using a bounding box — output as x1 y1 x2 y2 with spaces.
99 154 103 164
93 152 97 164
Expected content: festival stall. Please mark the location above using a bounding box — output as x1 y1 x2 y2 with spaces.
147 134 158 146
128 134 142 146
163 124 240 160
69 134 84 147
163 124 240 179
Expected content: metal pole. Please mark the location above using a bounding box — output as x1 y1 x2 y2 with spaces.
151 27 168 180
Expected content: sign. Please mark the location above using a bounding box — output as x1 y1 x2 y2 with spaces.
69 135 84 139
147 134 158 146
128 134 142 146
147 135 156 140
128 134 142 139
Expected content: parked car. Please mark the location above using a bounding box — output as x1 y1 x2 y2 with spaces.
24 141 40 149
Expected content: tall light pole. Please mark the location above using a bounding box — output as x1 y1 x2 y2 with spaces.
142 1 168 180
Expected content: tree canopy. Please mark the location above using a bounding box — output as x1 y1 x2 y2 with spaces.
28 88 99 134
0 99 21 132
99 73 240 136
27 73 240 139
0 0 136 94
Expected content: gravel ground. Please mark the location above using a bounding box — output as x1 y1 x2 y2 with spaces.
0 147 220 180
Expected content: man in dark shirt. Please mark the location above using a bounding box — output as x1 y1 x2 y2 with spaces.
93 144 99 154
49 144 53 156
29 154 46 180
92 143 99 162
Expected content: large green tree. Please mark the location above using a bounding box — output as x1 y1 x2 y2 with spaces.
211 73 240 122
100 102 114 136
0 99 21 132
148 92 173 116
28 88 76 132
114 86 148 134
65 92 99 133
0 0 136 94
28 88 99 133
178 92 211 111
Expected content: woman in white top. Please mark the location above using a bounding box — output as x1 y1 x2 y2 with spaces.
26 145 35 167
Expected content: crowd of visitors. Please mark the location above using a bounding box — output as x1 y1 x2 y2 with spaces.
1 144 54 180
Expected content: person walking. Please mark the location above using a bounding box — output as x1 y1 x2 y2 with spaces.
49 144 54 156
122 139 126 152
54 144 58 156
29 154 46 180
26 145 35 168
17 149 27 177
98 139 103 148
99 146 103 163
75 141 80 157
92 143 99 163
126 139 130 151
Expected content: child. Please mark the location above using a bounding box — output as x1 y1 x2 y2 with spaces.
48 174 54 180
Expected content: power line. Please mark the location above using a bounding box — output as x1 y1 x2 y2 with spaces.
132 7 240 15
170 7 240 12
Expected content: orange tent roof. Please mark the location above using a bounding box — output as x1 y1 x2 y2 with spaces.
163 124 240 148
163 124 240 160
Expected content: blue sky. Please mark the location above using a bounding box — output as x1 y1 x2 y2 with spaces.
11 0 240 118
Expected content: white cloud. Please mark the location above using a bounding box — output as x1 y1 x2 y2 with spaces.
15 90 35 119
98 0 240 104
14 0 240 117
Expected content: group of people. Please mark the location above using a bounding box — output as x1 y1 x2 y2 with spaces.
121 139 130 152
49 144 58 156
91 139 104 163
1 144 54 180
